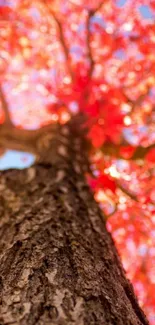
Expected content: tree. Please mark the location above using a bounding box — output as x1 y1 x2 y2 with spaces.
0 0 154 324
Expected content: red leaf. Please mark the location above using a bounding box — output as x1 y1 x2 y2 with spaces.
87 173 116 193
97 174 117 193
0 6 12 19
145 148 155 163
120 146 136 159
88 124 106 148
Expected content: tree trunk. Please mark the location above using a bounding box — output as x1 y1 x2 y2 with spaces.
0 122 149 325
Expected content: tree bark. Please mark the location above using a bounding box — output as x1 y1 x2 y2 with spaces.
0 122 149 325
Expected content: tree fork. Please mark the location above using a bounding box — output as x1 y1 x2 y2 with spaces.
0 121 149 325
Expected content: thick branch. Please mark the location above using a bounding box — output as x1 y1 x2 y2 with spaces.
0 85 13 127
0 113 87 159
0 122 56 156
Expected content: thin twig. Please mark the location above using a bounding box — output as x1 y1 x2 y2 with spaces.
101 141 155 160
123 86 151 113
86 11 95 77
44 3 73 80
117 182 138 202
86 2 104 77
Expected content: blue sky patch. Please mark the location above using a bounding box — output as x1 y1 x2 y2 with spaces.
0 150 35 170
139 5 154 19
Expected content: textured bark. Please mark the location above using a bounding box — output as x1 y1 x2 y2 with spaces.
0 123 149 325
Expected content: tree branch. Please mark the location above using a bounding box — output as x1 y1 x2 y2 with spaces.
101 142 155 160
117 182 138 201
86 2 104 77
123 86 151 113
0 122 57 156
0 85 13 127
86 11 95 77
0 113 86 156
44 3 73 80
